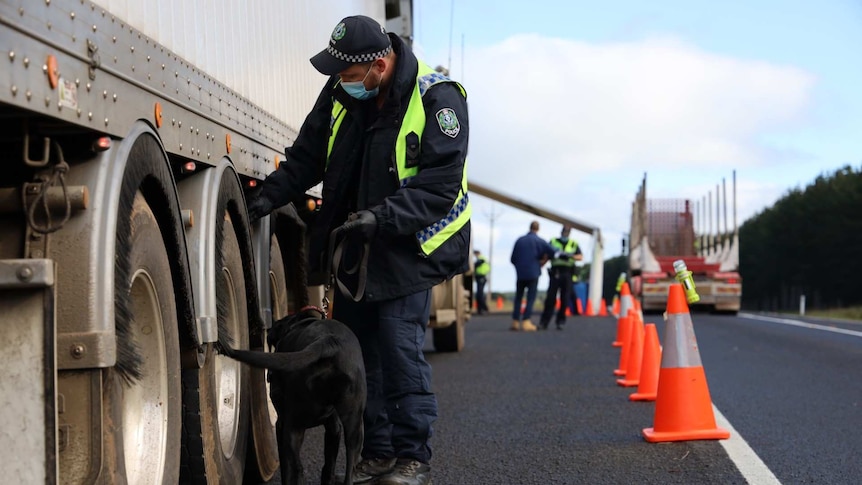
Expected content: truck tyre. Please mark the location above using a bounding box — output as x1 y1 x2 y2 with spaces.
433 274 467 352
181 202 251 483
244 234 287 482
103 192 182 484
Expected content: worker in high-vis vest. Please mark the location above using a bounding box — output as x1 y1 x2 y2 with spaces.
539 225 583 330
473 250 491 315
246 15 469 485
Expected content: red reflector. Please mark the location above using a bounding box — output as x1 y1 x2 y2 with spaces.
93 136 111 151
725 278 738 284
247 179 258 188
182 161 196 173
645 278 657 284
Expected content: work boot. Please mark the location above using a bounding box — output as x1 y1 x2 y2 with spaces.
377 459 431 485
521 319 537 332
337 457 397 484
510 320 520 331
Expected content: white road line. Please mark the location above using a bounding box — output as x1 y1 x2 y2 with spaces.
713 405 782 485
738 313 862 338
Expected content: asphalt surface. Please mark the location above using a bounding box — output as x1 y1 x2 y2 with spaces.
262 310 862 485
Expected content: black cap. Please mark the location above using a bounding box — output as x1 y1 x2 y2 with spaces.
310 15 392 76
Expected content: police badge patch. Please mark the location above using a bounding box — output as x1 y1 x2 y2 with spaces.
436 108 460 138
331 22 346 41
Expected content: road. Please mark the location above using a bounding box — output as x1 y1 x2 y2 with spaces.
270 310 862 484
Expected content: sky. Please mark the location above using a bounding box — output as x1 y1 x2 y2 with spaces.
410 0 862 293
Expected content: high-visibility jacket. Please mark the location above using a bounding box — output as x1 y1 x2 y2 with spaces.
328 63 470 257
475 257 490 277
550 238 578 268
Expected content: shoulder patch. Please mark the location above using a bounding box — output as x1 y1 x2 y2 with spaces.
436 108 460 138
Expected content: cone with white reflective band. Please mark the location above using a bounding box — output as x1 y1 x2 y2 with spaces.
612 283 634 347
642 284 730 442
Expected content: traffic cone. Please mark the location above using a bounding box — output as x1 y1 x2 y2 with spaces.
599 298 608 316
642 284 730 442
586 299 595 316
496 295 503 309
611 295 620 317
630 323 661 401
565 306 572 317
613 313 634 376
576 298 583 315
612 283 634 346
616 318 644 387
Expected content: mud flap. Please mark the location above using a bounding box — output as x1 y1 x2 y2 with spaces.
0 259 57 484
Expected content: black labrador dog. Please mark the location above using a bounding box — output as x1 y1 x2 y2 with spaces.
222 307 366 485
221 204 366 485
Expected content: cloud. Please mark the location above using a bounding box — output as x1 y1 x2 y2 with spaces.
458 34 815 292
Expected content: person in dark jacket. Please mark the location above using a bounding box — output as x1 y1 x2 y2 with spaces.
247 15 470 485
509 221 561 332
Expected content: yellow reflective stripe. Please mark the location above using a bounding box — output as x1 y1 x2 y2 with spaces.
395 84 424 180
416 166 471 256
327 101 347 169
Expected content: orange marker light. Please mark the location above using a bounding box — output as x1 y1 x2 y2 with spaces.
225 134 232 153
247 180 258 188
154 102 163 128
182 161 196 173
93 136 112 152
46 55 59 89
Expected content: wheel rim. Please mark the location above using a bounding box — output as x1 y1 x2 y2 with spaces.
123 269 169 484
215 264 242 459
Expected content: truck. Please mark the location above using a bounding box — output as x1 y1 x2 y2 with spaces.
628 173 742 314
0 0 471 483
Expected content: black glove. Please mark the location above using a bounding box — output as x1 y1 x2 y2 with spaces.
341 210 377 240
247 195 274 222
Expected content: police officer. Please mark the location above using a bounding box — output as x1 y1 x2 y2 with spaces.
473 250 490 315
539 226 583 330
247 15 470 485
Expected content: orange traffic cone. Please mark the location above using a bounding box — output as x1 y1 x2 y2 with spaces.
613 314 634 376
496 295 503 309
585 299 595 316
611 295 620 317
630 323 661 401
617 318 644 387
642 284 730 442
612 283 634 346
576 298 583 315
599 298 608 316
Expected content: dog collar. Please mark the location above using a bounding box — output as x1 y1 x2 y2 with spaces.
299 305 327 318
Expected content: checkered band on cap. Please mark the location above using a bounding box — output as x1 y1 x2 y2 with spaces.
326 44 392 64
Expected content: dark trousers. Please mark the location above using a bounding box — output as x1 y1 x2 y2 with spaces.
475 276 489 313
540 267 574 327
333 289 437 464
511 278 539 321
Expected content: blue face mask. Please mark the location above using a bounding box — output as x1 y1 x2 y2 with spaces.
341 63 380 100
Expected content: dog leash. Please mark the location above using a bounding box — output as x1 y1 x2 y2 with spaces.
322 224 370 314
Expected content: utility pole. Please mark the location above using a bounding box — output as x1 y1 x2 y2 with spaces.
486 203 502 297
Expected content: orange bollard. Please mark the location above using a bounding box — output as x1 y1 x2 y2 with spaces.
613 314 634 376
643 284 730 442
630 323 661 401
496 295 504 309
612 283 634 346
617 319 645 387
